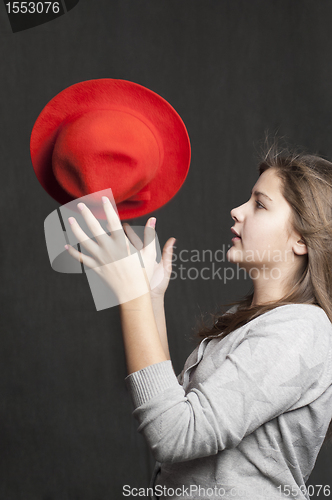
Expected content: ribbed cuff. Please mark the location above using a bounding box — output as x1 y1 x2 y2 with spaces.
125 360 179 407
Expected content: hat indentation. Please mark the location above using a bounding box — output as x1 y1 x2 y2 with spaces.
52 109 161 203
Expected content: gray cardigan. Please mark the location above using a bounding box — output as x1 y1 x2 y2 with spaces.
125 304 332 499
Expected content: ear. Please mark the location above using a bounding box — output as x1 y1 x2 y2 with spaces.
293 237 308 256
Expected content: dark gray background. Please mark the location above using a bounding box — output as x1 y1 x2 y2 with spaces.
1 0 332 498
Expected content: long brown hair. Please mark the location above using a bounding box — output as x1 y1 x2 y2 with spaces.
196 140 332 443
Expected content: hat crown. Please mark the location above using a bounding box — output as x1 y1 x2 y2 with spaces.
52 109 161 203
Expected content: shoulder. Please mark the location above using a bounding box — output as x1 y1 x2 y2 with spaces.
246 304 332 351
251 303 330 327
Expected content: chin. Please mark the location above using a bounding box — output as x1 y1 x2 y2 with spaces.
226 246 244 263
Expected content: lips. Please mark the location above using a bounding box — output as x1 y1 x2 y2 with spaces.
231 227 241 238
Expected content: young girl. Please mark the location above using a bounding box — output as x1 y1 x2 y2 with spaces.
65 145 332 499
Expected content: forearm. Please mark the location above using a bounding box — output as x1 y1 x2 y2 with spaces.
119 292 169 374
150 296 171 360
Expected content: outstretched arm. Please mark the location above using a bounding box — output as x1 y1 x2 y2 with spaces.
121 220 175 365
149 295 171 360
119 293 169 374
65 196 175 373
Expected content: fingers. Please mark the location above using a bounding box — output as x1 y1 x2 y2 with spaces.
77 203 107 246
123 223 144 251
143 217 156 249
162 238 176 278
101 197 123 233
68 217 100 255
65 244 97 269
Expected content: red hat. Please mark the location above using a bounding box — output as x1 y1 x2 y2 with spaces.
30 79 191 220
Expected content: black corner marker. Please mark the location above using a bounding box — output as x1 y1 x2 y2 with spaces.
3 0 80 33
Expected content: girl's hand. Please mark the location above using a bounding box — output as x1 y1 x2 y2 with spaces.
123 220 176 301
149 237 176 300
65 197 151 304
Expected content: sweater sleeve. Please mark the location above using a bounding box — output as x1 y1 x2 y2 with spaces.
125 306 332 464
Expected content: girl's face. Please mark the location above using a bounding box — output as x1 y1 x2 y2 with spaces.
226 168 306 276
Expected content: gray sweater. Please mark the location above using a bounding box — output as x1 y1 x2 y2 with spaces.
125 304 332 499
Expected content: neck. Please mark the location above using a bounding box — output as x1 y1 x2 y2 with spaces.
249 268 295 307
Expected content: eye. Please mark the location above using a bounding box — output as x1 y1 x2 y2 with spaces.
255 200 265 209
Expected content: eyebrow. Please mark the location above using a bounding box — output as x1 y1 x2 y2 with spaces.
251 190 273 202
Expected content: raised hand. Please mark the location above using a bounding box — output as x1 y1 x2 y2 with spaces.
123 220 176 300
65 196 150 304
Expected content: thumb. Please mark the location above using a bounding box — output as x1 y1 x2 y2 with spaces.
162 238 176 277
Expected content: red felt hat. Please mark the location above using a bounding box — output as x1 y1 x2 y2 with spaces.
30 79 191 220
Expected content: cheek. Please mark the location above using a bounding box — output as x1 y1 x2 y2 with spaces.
244 220 287 249
259 225 290 251
244 220 271 245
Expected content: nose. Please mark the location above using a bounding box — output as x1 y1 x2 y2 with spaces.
230 202 245 222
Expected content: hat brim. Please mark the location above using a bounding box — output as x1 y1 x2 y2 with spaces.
30 79 191 220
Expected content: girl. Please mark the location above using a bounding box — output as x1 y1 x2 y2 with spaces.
65 145 332 499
